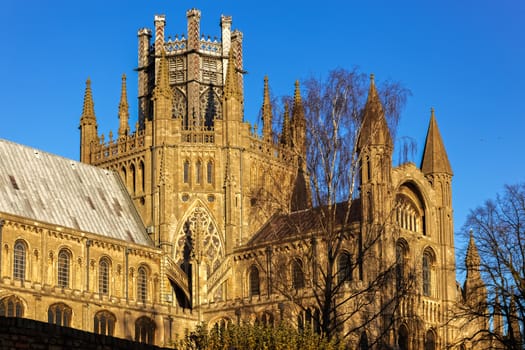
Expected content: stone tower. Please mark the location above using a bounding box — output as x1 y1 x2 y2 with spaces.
78 10 304 314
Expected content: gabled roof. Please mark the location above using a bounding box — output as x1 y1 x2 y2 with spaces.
248 200 361 246
0 139 152 246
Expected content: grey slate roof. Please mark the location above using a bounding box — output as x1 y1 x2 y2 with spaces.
0 138 152 246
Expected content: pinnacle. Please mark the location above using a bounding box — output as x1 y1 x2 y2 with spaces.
224 48 240 98
81 77 96 121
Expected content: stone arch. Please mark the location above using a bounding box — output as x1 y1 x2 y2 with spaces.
172 200 224 302
395 181 428 235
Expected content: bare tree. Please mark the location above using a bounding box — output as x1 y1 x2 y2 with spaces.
249 68 412 347
456 182 525 349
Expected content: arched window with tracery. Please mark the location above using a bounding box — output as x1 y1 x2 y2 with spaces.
137 266 147 303
248 265 260 297
94 310 116 336
398 324 409 350
425 329 436 350
292 258 305 290
395 184 426 235
99 257 110 295
135 316 155 344
423 248 434 297
57 249 71 288
48 303 72 326
337 252 352 284
0 295 24 317
13 240 26 281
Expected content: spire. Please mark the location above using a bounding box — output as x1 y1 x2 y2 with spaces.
463 229 486 309
292 80 306 154
280 102 292 146
357 74 392 151
118 74 130 137
261 76 273 142
224 48 240 98
81 78 96 122
290 166 312 212
421 108 453 176
465 229 481 271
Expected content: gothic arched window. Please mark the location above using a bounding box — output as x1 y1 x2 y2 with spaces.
423 249 434 297
207 161 213 184
139 161 145 193
137 266 147 303
130 163 136 194
337 252 352 284
359 332 369 350
249 265 260 297
99 257 110 295
292 258 305 290
425 329 436 350
196 160 202 184
0 295 24 317
398 324 409 350
183 160 190 184
94 310 116 336
135 316 156 344
13 240 26 281
57 249 71 288
48 303 72 326
396 240 408 289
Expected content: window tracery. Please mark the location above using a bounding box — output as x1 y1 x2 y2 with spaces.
174 205 224 278
94 310 116 336
135 316 155 344
48 303 72 326
0 295 23 317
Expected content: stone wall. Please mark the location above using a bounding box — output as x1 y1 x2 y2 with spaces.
0 316 171 350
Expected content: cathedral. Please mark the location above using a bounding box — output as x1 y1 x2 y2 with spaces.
0 9 486 349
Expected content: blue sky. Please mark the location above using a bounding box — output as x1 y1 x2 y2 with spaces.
2 1 524 256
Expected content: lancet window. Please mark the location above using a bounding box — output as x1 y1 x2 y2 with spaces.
248 265 260 297
137 266 147 303
13 240 26 281
99 257 110 295
292 258 305 290
57 249 71 288
422 249 434 297
337 252 353 284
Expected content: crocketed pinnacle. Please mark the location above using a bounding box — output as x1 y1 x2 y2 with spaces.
262 76 273 141
153 49 171 99
118 74 130 137
280 102 292 146
465 229 481 271
81 78 96 121
357 74 392 150
292 80 305 125
421 108 453 176
224 48 240 98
